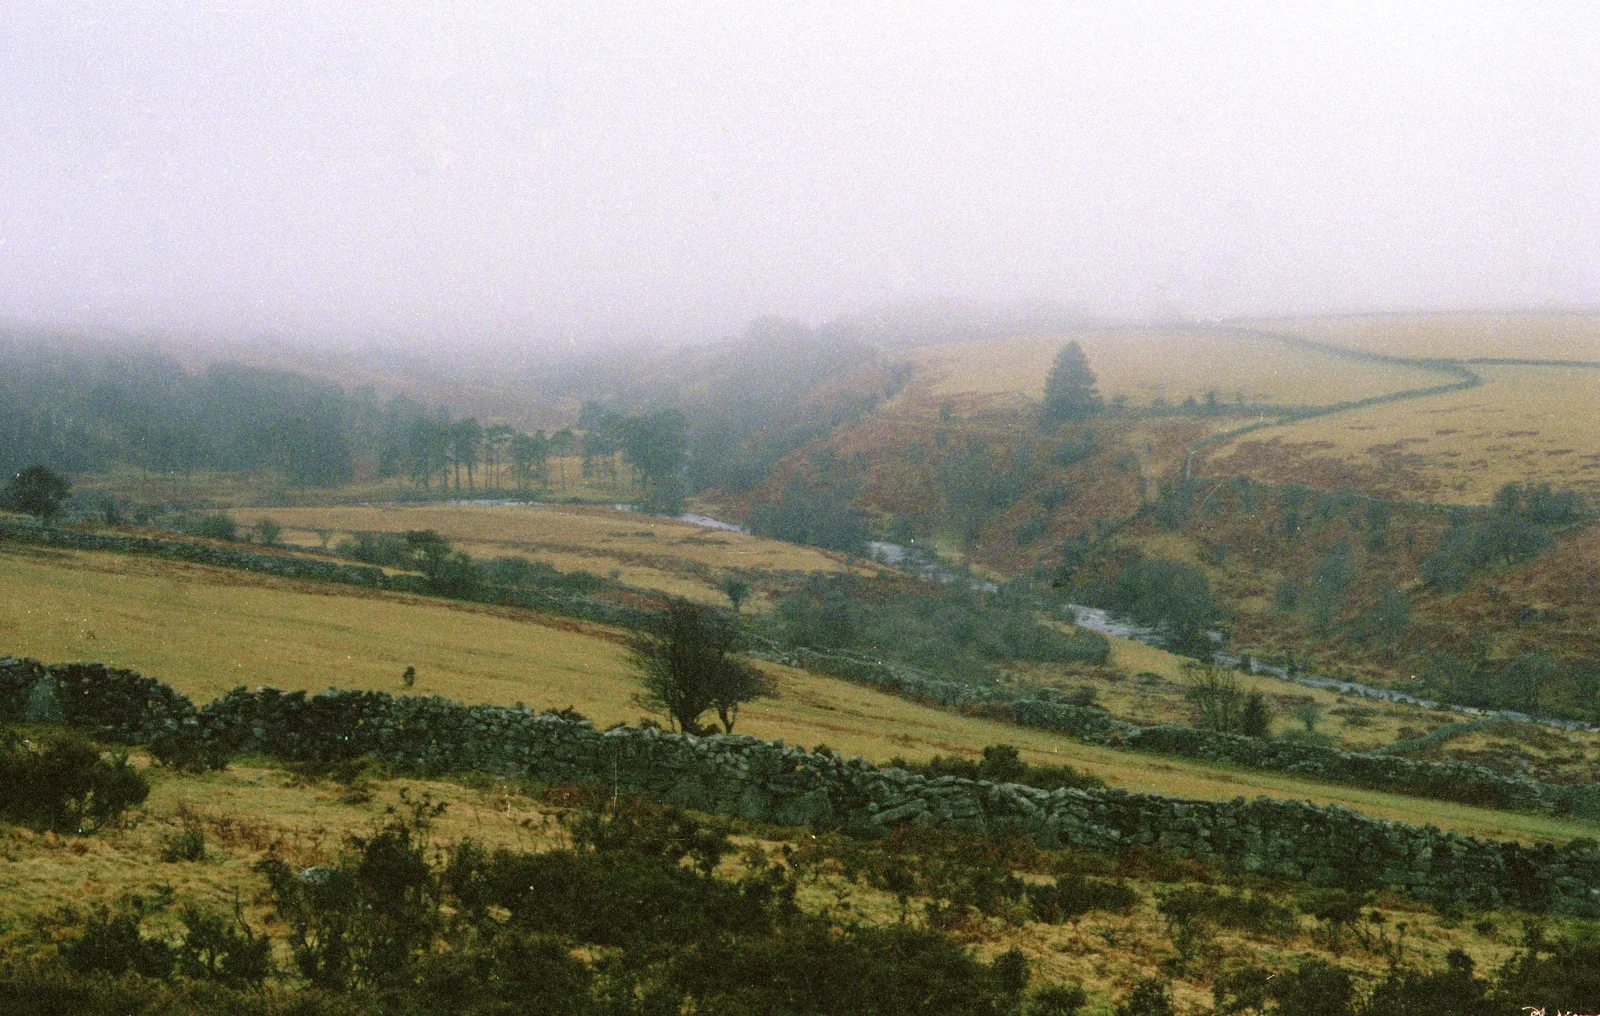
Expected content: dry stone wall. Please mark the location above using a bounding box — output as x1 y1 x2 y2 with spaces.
4 655 1599 917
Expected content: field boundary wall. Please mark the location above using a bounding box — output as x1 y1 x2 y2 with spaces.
4 654 1599 917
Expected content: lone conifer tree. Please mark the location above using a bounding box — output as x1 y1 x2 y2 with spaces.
1039 341 1103 426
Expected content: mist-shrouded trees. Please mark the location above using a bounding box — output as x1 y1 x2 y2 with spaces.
2 464 71 521
1304 540 1356 636
619 410 689 490
1420 483 1578 589
406 418 452 489
508 430 549 491
450 418 483 491
940 441 1032 548
483 423 513 490
580 406 623 483
629 599 771 734
549 428 576 490
0 350 366 486
1039 341 1103 426
746 481 868 554
270 404 354 487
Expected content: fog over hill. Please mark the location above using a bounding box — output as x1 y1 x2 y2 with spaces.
3 5 1598 348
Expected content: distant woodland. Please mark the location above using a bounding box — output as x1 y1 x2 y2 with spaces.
0 320 895 503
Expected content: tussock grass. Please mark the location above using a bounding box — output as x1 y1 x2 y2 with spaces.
0 762 1566 1012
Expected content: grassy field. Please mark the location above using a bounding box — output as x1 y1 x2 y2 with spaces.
4 541 1599 845
1256 310 1600 362
1200 363 1600 503
73 459 645 511
896 328 1449 414
226 502 857 607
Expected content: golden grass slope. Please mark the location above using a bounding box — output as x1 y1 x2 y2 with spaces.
3 541 1597 845
1256 310 1600 362
1201 363 1600 503
228 502 855 608
897 328 1447 414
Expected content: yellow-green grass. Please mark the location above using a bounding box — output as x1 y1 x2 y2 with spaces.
73 458 655 511
227 502 856 608
1201 363 1600 504
896 329 1447 413
1 762 1540 1013
1254 310 1600 363
5 543 1599 846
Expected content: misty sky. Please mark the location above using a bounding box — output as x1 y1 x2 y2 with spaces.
2 4 1597 344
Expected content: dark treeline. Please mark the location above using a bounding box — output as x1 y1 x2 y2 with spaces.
0 346 359 486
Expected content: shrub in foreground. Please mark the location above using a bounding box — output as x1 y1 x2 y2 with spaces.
0 727 148 832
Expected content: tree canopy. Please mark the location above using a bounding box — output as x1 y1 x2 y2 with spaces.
1039 341 1103 426
629 600 771 734
2 464 71 521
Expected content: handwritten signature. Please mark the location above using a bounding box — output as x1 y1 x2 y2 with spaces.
1522 1008 1599 1016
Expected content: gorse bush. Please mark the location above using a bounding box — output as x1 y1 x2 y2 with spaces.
173 905 274 990
786 819 1132 932
246 791 1039 1015
1027 874 1139 924
0 727 148 832
1113 978 1175 1016
149 726 233 772
335 529 608 601
257 792 445 991
160 823 208 863
61 896 272 990
62 899 176 980
1157 885 1299 940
